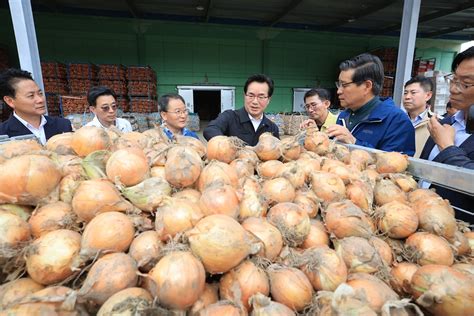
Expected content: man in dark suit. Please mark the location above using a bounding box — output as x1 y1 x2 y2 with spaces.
0 68 72 144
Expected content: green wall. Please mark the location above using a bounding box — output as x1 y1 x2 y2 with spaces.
0 9 463 112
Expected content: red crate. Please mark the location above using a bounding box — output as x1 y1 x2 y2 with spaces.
127 66 157 81
60 95 89 117
98 64 126 80
45 94 61 117
117 97 130 112
41 62 67 79
69 79 97 96
68 63 98 80
128 81 157 97
129 97 158 113
98 79 128 96
43 78 69 94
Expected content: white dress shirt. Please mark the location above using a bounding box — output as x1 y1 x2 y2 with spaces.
248 113 263 131
85 116 133 132
13 112 47 145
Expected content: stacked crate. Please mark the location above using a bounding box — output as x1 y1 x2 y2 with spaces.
371 47 397 98
41 62 68 116
98 64 129 112
127 66 158 113
68 63 98 96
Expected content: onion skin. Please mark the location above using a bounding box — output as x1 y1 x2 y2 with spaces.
199 184 240 218
257 160 284 179
276 161 306 188
309 171 346 203
0 278 44 308
197 160 239 192
197 301 246 316
376 201 419 239
28 201 74 238
267 202 310 247
375 152 408 173
324 200 375 239
97 287 152 316
207 135 240 163
250 293 296 316
412 198 457 239
241 217 283 261
390 262 419 295
253 133 281 161
374 179 407 206
262 177 296 205
405 232 454 266
304 128 330 155
300 220 329 249
128 231 163 272
71 126 111 157
0 210 31 253
106 147 149 186
334 236 384 274
189 283 219 315
165 146 203 188
46 132 75 155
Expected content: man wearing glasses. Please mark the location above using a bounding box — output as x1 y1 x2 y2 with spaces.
203 74 279 146
299 88 337 132
420 47 474 219
326 53 415 156
158 93 199 140
86 86 132 132
0 68 72 144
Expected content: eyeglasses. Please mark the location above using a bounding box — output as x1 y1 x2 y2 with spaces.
99 105 117 112
245 93 269 101
335 81 356 89
304 102 324 111
166 109 189 116
444 73 474 92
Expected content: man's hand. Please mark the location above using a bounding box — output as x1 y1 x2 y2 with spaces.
326 125 356 144
300 119 316 129
427 116 455 150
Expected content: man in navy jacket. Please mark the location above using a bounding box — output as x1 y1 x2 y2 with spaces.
0 69 72 144
327 53 415 156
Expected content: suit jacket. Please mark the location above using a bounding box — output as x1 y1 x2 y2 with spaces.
419 116 474 222
0 115 72 141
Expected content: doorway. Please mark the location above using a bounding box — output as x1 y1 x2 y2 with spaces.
193 90 221 121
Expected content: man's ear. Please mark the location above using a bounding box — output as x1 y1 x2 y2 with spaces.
425 91 433 103
89 106 96 114
3 95 15 109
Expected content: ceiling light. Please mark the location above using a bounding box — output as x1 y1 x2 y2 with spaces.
347 18 356 23
196 5 204 11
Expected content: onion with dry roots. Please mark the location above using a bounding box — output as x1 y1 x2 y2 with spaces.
147 250 205 310
412 198 457 239
253 132 281 161
257 160 284 179
173 188 202 204
71 126 111 157
197 301 246 315
294 188 320 218
115 131 149 150
121 177 172 212
349 149 374 171
376 201 419 239
296 157 321 182
165 146 203 188
97 287 153 316
346 273 399 313
72 179 133 222
207 135 241 163
411 264 474 316
280 136 302 161
80 211 135 256
250 293 296 316
230 158 255 179
28 201 76 238
220 260 270 311
346 179 373 211
78 252 138 306
0 155 61 205
239 190 267 219
267 202 310 247
0 210 31 257
390 173 418 192
46 132 75 155
26 229 81 285
241 217 283 261
197 160 239 192
0 139 42 160
129 230 163 272
175 135 207 158
199 184 240 218
304 128 330 155
375 152 408 173
300 246 347 291
276 161 306 188
262 177 296 205
405 232 454 266
334 236 385 274
267 265 313 312
374 178 407 206
309 171 346 203
186 214 261 274
106 147 149 186
155 197 204 241
190 283 219 315
449 231 471 256
0 278 44 308
301 220 329 249
324 200 375 239
321 159 358 184
390 262 419 295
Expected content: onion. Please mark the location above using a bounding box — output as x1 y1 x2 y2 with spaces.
173 188 202 204
0 210 31 257
349 149 374 171
309 171 346 203
106 147 149 186
26 229 81 285
296 157 321 182
253 132 281 161
280 136 302 161
412 198 457 239
375 152 408 173
207 135 241 163
147 250 205 310
81 211 135 256
321 158 358 184
0 204 33 222
165 146 202 188
452 263 474 276
150 165 166 179
186 214 261 274
78 252 138 306
262 177 296 205
301 220 329 249
241 217 283 261
59 173 83 204
198 160 239 192
334 236 384 273
28 202 76 239
230 158 255 179
328 283 377 316
117 131 149 149
267 265 313 312
324 200 375 239
155 197 204 240
200 184 240 218
250 293 296 316
0 139 42 160
300 246 347 291
128 231 163 272
390 262 419 295
220 260 270 311
81 150 109 179
304 128 330 155
72 179 133 222
0 278 44 308
121 177 172 212
267 202 310 247
390 173 418 192
449 231 471 256
376 201 418 239
374 178 407 206
197 301 246 315
369 236 393 266
146 142 169 167
176 135 207 157
276 161 306 188
346 273 399 313
465 231 474 254
294 188 320 218
257 160 284 179
45 132 75 155
0 155 61 205
411 264 474 316
71 126 111 157
332 143 351 163
97 287 153 316
190 283 219 315
239 190 267 219
346 179 373 211
405 232 454 266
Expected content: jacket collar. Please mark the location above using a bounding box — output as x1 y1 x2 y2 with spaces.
339 97 395 122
